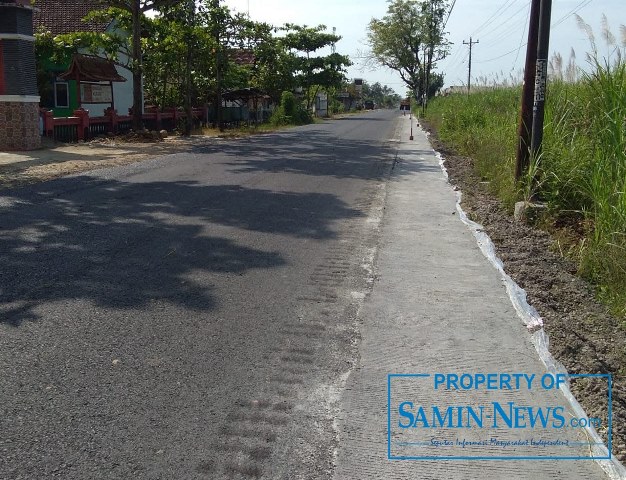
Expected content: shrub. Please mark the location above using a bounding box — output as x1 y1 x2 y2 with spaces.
281 91 297 117
269 91 313 126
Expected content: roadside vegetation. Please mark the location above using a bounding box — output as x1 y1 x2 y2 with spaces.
424 18 626 317
269 91 314 126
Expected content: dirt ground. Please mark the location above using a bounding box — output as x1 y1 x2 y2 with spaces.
421 121 626 462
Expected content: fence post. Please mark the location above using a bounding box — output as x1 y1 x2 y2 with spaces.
73 108 89 141
155 109 162 130
110 109 118 133
42 109 54 137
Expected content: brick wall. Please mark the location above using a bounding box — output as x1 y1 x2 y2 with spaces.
0 101 41 150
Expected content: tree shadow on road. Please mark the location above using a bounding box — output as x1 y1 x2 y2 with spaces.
193 127 443 180
0 176 361 326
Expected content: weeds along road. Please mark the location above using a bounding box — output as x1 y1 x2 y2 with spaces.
0 110 400 479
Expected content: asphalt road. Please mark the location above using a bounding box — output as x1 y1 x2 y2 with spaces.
0 110 401 479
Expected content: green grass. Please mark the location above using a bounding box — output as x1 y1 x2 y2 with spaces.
425 57 626 317
425 87 522 208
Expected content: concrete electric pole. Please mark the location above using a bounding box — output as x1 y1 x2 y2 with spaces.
515 0 541 181
530 0 553 159
515 0 553 182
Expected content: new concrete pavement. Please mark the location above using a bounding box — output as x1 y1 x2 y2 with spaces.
332 115 610 479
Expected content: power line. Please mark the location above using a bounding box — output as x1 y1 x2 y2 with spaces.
551 0 593 28
478 1 531 46
553 0 592 27
513 1 531 67
475 0 592 65
447 48 468 72
471 0 518 37
476 44 525 64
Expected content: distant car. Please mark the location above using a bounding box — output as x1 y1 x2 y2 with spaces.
364 100 375 110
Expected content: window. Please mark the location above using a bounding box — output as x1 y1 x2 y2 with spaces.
54 82 69 108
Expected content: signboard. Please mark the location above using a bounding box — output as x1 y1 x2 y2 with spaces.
81 83 113 104
533 59 548 104
388 372 612 461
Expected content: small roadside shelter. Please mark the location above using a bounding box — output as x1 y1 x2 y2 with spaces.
33 0 135 117
58 54 127 113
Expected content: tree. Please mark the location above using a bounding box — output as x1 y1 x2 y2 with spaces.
366 0 450 101
38 1 171 129
152 0 204 135
241 23 296 103
281 24 351 110
95 0 177 129
362 81 402 108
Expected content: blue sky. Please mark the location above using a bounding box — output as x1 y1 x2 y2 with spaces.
224 0 625 94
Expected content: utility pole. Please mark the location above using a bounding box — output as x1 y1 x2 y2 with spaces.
530 0 553 160
463 37 479 95
422 47 427 116
424 0 435 115
515 0 541 180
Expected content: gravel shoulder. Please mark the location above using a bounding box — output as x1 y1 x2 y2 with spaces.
421 121 626 463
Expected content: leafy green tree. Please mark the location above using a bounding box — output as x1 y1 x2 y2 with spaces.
366 0 450 101
239 22 296 103
281 24 351 110
99 0 179 129
362 81 402 108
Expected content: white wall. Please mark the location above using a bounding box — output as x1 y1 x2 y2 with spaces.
78 20 136 117
78 52 134 117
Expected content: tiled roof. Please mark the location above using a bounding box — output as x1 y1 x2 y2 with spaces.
229 50 255 67
33 0 110 35
59 54 127 82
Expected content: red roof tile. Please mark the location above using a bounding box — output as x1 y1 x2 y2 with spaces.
33 0 110 35
229 50 255 67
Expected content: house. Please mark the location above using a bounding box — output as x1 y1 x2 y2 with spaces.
33 0 134 117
